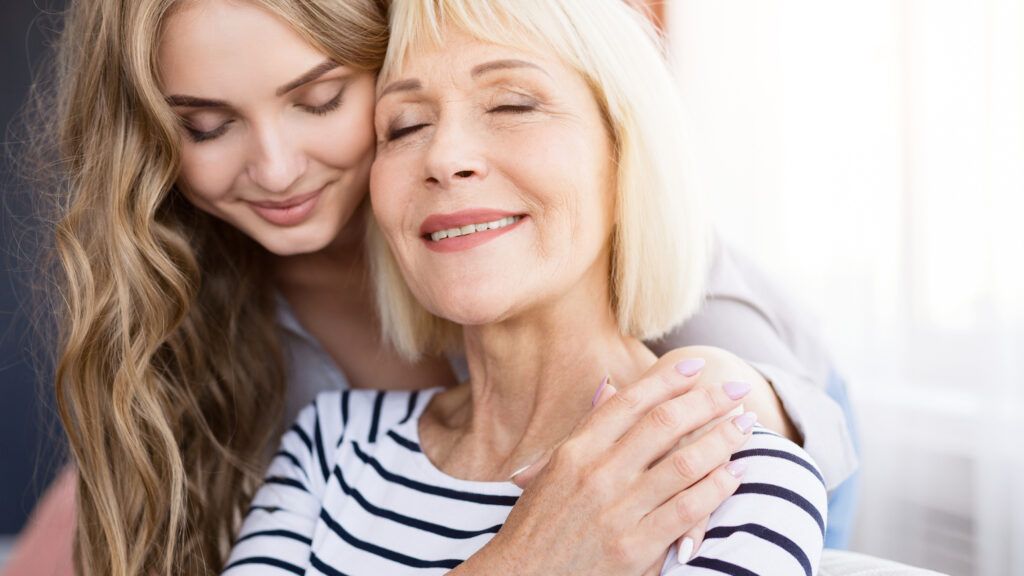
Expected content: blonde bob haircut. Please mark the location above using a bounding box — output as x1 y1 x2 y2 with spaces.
371 0 711 360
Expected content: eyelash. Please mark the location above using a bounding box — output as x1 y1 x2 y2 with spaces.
184 87 347 143
299 87 346 116
491 104 537 114
386 103 537 141
186 121 232 143
385 123 427 141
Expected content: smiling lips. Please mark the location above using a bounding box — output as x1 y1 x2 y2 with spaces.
248 184 328 227
420 209 526 253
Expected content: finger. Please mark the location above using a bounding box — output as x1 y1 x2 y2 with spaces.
632 411 756 513
611 381 752 476
593 382 618 408
591 376 611 407
635 461 746 558
509 448 552 489
674 516 709 565
580 353 708 447
642 551 670 576
511 383 618 489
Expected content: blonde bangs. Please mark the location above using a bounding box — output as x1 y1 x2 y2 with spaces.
382 0 582 90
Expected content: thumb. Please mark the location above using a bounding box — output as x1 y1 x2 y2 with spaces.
509 449 552 489
510 382 618 489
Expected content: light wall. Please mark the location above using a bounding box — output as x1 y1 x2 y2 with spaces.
666 1 1024 574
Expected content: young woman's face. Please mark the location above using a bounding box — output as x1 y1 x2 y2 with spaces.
371 30 615 325
158 0 376 256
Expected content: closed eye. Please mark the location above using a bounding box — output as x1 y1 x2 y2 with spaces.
490 104 537 114
184 120 233 143
299 87 346 116
387 123 429 141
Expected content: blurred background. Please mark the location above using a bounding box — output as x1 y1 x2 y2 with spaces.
0 0 65 568
1 1 1022 575
665 1 1024 574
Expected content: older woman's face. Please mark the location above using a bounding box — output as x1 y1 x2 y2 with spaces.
371 31 615 325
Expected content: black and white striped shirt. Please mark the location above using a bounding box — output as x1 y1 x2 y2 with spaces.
224 389 827 575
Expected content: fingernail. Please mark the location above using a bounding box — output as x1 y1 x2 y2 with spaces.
723 381 751 400
726 460 748 478
591 376 610 407
677 537 695 562
675 358 705 377
508 463 532 481
733 411 757 433
599 384 618 404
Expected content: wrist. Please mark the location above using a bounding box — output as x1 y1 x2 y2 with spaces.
448 534 523 576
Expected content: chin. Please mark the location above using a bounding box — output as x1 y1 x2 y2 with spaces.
423 285 521 327
253 222 339 257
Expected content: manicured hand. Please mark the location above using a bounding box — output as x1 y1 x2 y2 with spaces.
450 350 754 576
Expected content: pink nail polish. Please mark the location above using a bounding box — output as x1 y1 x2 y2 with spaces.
675 358 706 377
726 460 748 478
591 376 610 407
723 381 751 400
733 411 757 433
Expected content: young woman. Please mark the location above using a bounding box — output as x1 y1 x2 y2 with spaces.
223 0 827 573
10 0 854 574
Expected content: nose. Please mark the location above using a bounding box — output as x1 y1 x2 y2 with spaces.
423 116 488 189
246 119 307 194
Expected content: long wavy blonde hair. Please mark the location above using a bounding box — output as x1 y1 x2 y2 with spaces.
33 0 387 574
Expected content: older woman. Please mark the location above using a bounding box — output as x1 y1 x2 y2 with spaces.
224 0 827 574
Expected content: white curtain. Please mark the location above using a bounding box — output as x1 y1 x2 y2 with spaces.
667 1 1024 574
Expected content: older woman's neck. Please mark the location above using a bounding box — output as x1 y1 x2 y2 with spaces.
450 301 655 477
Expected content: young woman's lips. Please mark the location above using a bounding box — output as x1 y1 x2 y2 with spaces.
247 185 327 227
420 210 527 253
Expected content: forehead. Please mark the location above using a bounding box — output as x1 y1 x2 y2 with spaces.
380 28 569 91
158 0 325 92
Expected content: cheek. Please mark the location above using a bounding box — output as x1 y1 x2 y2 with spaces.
312 118 374 169
504 129 610 240
311 90 377 170
369 159 408 237
533 153 614 286
178 145 245 205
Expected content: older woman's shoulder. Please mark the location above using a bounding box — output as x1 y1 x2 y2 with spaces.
661 428 828 575
734 427 828 510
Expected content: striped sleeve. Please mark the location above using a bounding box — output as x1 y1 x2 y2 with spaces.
664 428 828 576
223 392 345 575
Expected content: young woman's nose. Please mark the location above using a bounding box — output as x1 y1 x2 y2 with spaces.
246 120 307 194
423 117 489 189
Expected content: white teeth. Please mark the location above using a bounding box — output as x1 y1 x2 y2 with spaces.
429 215 521 242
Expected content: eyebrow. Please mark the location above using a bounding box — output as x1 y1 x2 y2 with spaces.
379 78 423 98
276 59 340 96
165 95 228 108
378 59 548 100
165 59 339 108
470 59 548 78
